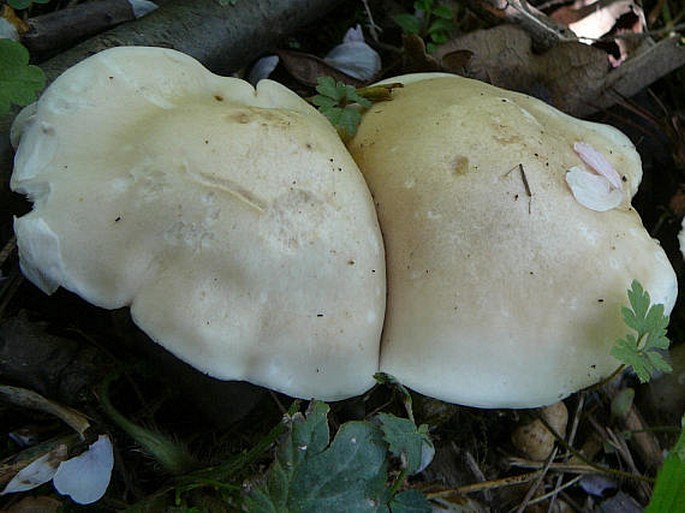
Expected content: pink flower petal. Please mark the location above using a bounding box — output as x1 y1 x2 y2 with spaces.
573 142 623 190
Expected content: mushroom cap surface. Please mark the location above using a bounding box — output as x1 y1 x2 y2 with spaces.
348 73 677 408
11 46 386 401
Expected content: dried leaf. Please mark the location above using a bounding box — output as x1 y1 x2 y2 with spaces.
1 445 67 495
402 33 441 73
276 49 363 88
434 25 608 116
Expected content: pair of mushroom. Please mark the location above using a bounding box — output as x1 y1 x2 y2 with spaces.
10 47 677 409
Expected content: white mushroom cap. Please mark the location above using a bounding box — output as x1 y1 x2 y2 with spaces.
348 73 677 408
11 47 386 401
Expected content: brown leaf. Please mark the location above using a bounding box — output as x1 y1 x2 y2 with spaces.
401 33 441 73
275 49 363 88
435 24 609 116
439 50 473 74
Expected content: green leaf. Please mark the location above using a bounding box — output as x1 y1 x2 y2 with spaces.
377 413 433 475
427 18 454 36
611 280 672 383
645 414 685 513
0 39 46 117
8 0 51 10
333 107 362 139
245 401 390 513
311 95 339 110
432 5 454 19
389 489 431 513
414 0 433 12
393 13 422 34
374 373 417 424
315 76 343 101
312 77 373 138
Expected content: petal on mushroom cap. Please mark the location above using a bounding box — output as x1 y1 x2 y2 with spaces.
573 141 623 189
565 166 623 212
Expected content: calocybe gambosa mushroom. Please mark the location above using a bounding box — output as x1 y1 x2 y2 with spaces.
10 46 386 401
348 73 678 408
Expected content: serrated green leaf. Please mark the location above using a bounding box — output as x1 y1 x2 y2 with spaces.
377 413 433 475
646 351 673 373
313 77 374 138
389 489 431 513
345 88 372 109
277 401 330 468
311 95 338 109
291 422 389 512
393 13 422 34
315 76 342 101
612 280 672 383
645 415 685 513
335 107 362 139
246 401 390 513
0 39 46 117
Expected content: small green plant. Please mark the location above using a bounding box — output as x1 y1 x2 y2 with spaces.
393 0 455 52
312 76 372 140
312 77 401 139
611 280 672 383
0 39 45 117
609 281 684 510
244 400 433 513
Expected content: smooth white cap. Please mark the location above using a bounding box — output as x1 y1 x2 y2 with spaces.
11 47 386 401
349 73 677 408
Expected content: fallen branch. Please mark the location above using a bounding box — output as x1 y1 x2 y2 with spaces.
465 0 577 49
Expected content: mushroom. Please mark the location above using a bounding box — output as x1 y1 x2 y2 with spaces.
347 73 677 408
10 46 386 401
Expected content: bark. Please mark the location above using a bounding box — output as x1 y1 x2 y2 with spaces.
1 0 344 236
37 0 344 82
590 36 685 115
22 0 146 61
465 0 577 50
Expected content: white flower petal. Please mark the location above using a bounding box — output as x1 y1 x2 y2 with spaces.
573 141 623 190
324 43 381 81
324 25 380 81
1 446 66 495
417 438 435 474
565 167 623 212
53 435 114 505
248 55 280 85
342 24 365 44
127 0 158 18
